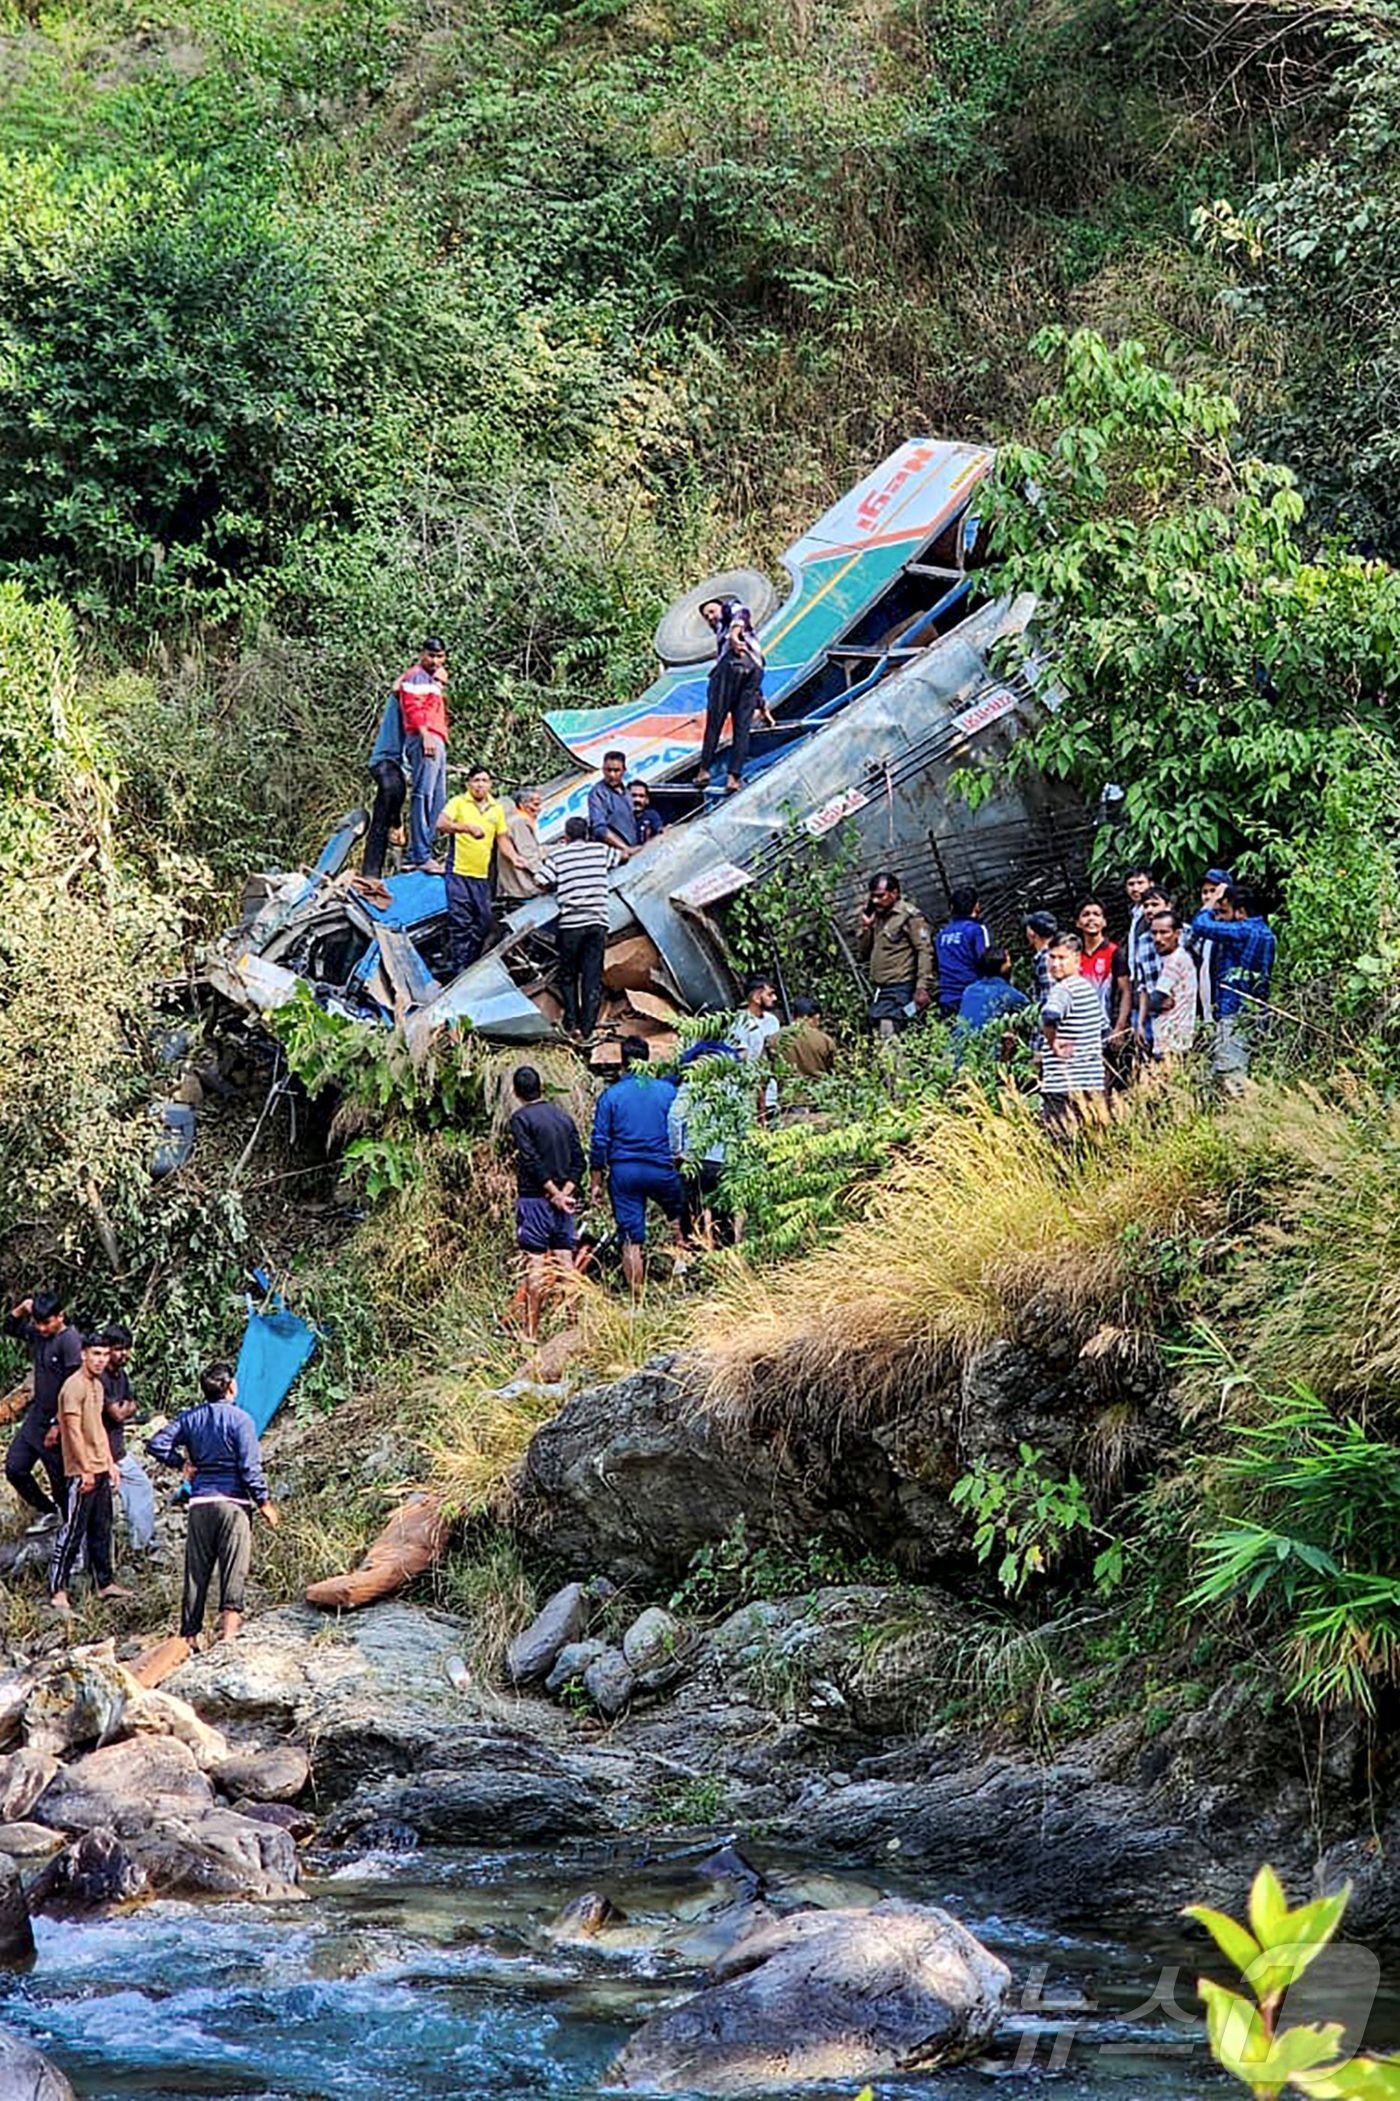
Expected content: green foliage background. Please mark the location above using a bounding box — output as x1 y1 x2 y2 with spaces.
7 0 1400 1727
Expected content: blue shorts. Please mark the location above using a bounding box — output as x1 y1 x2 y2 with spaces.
515 1197 577 1255
609 1161 685 1244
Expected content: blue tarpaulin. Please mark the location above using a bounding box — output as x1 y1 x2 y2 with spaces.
234 1298 317 1435
358 872 446 930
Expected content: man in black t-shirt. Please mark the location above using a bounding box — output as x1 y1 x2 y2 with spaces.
3 1291 82 1531
508 1066 587 1339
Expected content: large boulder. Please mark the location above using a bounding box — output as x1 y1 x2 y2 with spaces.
27 1829 147 1912
213 1744 310 1803
611 1901 1009 2092
129 1805 301 1901
513 1360 854 1588
324 1728 615 1846
0 1824 63 1860
35 1736 212 1833
165 1602 472 1796
0 2029 75 2098
22 1649 129 1757
0 1857 33 1967
123 1687 231 1771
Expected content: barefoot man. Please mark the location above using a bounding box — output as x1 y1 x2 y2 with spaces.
50 1333 131 1618
148 1362 279 1646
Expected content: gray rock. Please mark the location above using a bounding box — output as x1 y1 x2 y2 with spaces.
583 1648 635 1719
22 1649 128 1758
548 1890 628 1940
232 1798 317 1841
514 1361 850 1588
544 1639 606 1696
338 1765 610 1847
709 1587 964 1733
325 1730 614 1846
164 1602 480 1798
0 1858 33 1967
27 1829 146 1912
611 1900 1009 2091
130 1805 301 1901
0 1672 34 1752
622 1606 682 1674
506 1583 586 1687
0 1823 63 1859
213 1744 310 1803
35 1735 212 1833
0 2028 75 2098
0 1750 58 1824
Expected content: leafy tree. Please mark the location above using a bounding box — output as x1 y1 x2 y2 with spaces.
987 328 1400 880
1198 29 1400 557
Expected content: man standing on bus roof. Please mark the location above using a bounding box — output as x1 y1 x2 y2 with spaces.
395 637 449 872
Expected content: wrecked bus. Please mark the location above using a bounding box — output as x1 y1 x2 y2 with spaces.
207 439 1092 1055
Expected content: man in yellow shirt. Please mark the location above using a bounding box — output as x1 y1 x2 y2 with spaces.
436 765 526 974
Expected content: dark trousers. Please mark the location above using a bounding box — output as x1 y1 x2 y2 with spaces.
6 1414 66 1516
445 872 495 975
50 1477 114 1595
557 921 606 1035
699 663 762 783
182 1500 253 1637
362 760 406 879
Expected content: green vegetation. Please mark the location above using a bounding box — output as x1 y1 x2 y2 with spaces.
4 0 1400 1788
1189 1867 1400 2099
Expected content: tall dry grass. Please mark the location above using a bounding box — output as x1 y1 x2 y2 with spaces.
698 1089 1247 1442
1178 1084 1400 1422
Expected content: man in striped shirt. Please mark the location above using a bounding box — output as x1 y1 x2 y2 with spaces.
1040 932 1108 1136
538 817 622 1038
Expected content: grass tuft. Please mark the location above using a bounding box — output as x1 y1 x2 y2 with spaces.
697 1085 1248 1443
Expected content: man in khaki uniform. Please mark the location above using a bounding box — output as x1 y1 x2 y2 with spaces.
856 873 935 1036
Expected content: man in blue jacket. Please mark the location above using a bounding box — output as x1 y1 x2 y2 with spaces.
148 1362 280 1647
935 887 989 1017
362 691 407 879
589 1038 687 1292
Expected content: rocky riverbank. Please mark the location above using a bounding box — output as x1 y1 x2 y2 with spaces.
1 1334 1395 2094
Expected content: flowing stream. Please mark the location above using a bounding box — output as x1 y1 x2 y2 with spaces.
2 1841 1395 2099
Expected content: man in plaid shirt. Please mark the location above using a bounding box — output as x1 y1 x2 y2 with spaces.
1127 884 1170 1055
1190 879 1276 1091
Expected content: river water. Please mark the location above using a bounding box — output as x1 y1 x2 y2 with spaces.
0 1840 1392 2099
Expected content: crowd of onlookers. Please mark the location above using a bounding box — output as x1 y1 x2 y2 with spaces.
2 1296 277 1632
499 858 1277 1326
855 863 1276 1131
367 634 1279 1306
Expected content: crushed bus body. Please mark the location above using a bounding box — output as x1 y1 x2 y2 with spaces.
207 438 1091 1056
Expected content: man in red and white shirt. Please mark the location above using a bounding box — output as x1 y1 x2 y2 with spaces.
394 638 449 871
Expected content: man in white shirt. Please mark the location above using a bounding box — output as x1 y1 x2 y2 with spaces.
726 973 781 1120
1146 910 1200 1059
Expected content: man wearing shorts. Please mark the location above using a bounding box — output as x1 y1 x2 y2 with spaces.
589 1038 688 1293
508 1066 587 1339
